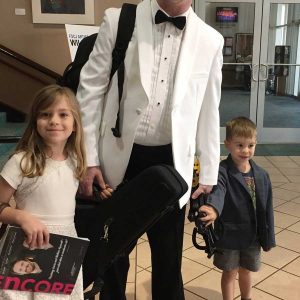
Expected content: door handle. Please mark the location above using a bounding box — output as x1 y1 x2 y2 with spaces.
260 64 268 81
251 64 259 82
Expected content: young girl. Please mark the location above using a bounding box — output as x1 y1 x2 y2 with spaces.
0 84 86 300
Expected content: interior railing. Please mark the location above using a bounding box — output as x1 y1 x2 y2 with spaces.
0 137 21 169
0 44 60 79
0 137 21 143
0 45 60 165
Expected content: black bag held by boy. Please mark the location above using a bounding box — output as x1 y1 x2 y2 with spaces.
75 165 188 300
188 193 218 258
188 159 218 258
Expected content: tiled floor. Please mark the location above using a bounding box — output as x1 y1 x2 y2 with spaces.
120 156 300 300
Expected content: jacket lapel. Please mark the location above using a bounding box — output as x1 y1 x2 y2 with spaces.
227 155 252 197
250 160 265 207
136 0 154 101
172 10 199 107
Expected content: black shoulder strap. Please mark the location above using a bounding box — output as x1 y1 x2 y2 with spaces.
110 3 137 138
109 3 137 81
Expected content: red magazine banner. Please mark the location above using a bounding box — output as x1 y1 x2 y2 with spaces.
0 226 89 295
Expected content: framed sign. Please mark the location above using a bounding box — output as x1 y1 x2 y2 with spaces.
31 0 94 25
224 37 233 47
274 46 290 76
235 33 253 60
223 46 233 56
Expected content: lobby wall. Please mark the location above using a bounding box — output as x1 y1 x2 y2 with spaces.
0 0 139 75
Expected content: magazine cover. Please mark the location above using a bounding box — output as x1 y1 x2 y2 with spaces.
0 225 89 295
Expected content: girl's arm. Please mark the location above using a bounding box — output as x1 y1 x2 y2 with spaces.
0 176 50 249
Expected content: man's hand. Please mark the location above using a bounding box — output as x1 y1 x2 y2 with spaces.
191 184 213 199
191 184 217 226
80 166 112 199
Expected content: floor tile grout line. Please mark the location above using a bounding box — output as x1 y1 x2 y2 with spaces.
275 225 300 235
136 264 151 270
134 245 137 300
252 286 284 300
269 242 300 255
252 268 280 290
183 287 207 300
265 156 292 183
277 253 300 276
285 219 300 232
266 244 300 256
273 209 300 221
182 268 214 287
252 265 300 295
260 257 300 274
181 255 215 270
279 267 300 278
272 191 300 201
274 199 299 207
273 200 289 208
274 226 285 233
289 156 300 167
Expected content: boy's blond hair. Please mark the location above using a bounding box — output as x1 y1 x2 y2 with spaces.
225 116 257 141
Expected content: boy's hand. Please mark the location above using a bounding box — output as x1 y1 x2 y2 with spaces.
18 211 49 249
263 248 272 252
199 205 218 226
190 184 216 226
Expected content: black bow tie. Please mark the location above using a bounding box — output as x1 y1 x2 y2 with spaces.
155 10 186 30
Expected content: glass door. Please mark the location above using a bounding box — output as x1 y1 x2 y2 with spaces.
257 0 300 142
194 0 300 143
193 0 263 141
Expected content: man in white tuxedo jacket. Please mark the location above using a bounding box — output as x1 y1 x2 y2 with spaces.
77 0 224 299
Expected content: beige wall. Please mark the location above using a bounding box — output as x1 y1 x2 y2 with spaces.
0 0 139 75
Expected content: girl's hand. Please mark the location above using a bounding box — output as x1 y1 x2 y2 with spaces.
18 211 49 249
100 184 113 200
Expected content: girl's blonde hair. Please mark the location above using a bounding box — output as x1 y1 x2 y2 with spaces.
225 116 257 141
15 84 86 180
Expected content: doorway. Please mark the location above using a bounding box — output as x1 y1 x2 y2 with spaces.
193 0 300 143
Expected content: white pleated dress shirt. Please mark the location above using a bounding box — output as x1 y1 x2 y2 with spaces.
134 0 190 146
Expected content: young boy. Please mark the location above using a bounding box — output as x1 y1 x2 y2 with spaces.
210 116 276 300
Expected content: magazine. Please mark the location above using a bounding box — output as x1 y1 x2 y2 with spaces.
0 225 89 295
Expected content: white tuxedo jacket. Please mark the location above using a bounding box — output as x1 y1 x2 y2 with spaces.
77 0 224 208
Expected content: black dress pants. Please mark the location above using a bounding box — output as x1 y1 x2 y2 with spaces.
100 144 186 300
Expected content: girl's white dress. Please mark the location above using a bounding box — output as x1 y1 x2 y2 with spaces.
0 153 84 300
